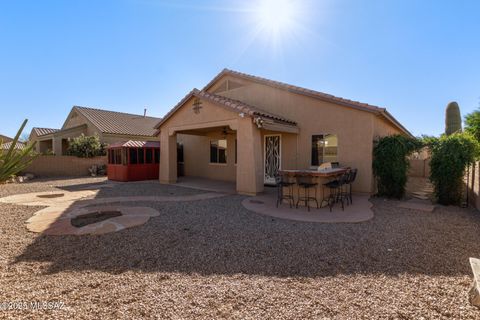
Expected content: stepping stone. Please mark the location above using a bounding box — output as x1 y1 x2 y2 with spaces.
398 200 435 212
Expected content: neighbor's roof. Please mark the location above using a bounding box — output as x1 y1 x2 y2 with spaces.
0 134 13 142
155 89 297 130
1 141 25 150
32 127 59 137
203 69 412 136
108 140 160 148
72 106 162 137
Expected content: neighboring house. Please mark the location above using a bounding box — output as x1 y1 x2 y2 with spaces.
29 106 161 155
0 134 13 143
1 141 25 151
29 128 59 154
155 69 411 195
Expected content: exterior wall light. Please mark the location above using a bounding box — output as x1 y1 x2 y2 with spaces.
254 117 264 128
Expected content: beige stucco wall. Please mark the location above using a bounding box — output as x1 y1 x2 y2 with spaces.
24 155 107 177
159 75 407 194
159 97 240 183
211 79 381 193
178 133 236 182
373 116 402 138
158 97 264 194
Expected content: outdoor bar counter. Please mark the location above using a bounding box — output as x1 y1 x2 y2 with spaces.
279 168 349 178
277 168 350 208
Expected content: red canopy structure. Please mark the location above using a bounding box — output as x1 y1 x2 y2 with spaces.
107 140 160 181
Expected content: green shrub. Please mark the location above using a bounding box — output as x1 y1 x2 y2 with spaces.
373 134 422 198
429 133 480 205
0 119 38 183
464 108 480 142
67 134 106 158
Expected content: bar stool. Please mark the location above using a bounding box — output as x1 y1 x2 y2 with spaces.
322 172 349 211
275 174 295 208
346 168 357 204
296 175 319 211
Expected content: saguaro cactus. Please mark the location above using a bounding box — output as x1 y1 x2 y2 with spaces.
445 101 462 135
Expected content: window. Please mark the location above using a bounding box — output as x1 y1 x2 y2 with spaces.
146 148 153 164
138 149 144 164
109 149 122 164
311 134 338 166
114 149 122 164
129 148 138 164
154 149 160 164
235 139 237 164
210 139 227 164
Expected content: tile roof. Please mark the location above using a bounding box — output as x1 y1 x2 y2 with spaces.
108 140 160 148
203 69 412 136
1 141 25 150
155 89 297 129
73 106 162 137
0 134 13 142
33 127 59 137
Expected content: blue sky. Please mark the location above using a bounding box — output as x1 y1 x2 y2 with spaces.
0 0 479 138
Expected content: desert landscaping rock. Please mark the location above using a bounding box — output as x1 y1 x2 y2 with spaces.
0 181 225 236
1 177 480 319
397 199 436 212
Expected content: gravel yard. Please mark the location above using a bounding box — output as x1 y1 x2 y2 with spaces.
1 177 480 319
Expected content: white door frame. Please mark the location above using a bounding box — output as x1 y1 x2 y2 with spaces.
263 134 282 185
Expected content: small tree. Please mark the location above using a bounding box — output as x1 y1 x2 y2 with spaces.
67 134 106 158
464 108 480 142
429 132 480 205
373 134 422 198
0 119 38 182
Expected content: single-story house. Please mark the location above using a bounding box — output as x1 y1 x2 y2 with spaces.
29 106 161 155
155 69 411 195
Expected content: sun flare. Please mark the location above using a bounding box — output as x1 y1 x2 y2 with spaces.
253 0 304 39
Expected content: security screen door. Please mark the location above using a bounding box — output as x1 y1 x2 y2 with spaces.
264 134 281 185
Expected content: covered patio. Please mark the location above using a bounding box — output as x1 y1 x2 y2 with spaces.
155 89 298 195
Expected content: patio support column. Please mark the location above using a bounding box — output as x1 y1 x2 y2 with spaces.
159 131 177 184
52 137 62 156
236 118 264 195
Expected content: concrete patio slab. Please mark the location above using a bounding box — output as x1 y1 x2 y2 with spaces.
242 193 374 223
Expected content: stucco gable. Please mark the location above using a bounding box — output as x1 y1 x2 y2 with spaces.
155 89 297 134
203 69 412 137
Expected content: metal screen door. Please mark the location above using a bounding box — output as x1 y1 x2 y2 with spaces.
264 135 281 185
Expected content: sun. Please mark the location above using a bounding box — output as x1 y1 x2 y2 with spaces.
253 0 304 39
